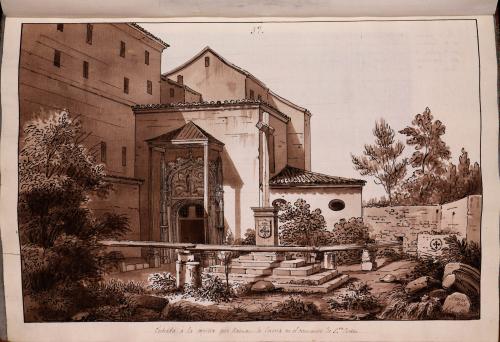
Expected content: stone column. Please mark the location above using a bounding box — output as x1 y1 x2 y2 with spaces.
185 261 201 288
175 251 195 288
323 252 337 270
251 207 279 246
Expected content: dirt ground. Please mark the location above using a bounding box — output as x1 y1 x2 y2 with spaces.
106 258 417 320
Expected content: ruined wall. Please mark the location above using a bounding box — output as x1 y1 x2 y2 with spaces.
441 195 482 246
364 205 441 254
364 195 483 254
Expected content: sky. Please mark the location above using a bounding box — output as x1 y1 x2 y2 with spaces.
142 20 481 200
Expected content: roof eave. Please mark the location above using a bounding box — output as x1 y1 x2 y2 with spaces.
269 183 365 189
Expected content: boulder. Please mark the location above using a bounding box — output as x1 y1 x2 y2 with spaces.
127 294 168 311
71 311 90 321
428 289 448 301
442 263 480 297
251 280 275 292
405 276 439 294
442 292 471 317
380 274 397 283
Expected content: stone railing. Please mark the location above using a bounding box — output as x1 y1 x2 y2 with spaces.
100 240 401 288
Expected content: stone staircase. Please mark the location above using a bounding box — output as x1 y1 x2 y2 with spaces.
206 252 349 293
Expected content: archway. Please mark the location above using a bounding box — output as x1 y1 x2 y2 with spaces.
178 203 205 243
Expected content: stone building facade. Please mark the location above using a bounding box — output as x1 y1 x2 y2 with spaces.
19 24 365 262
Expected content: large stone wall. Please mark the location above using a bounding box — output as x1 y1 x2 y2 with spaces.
363 195 482 254
364 205 441 254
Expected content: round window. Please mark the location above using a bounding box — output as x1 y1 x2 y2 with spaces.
328 199 345 211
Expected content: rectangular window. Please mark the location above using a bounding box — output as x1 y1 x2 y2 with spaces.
169 88 174 98
147 80 152 95
258 94 262 101
100 141 107 163
86 24 93 45
205 56 210 67
120 41 126 57
268 134 275 173
53 50 61 67
57 24 64 32
121 147 127 166
83 61 89 78
123 77 129 94
145 50 150 65
249 89 254 99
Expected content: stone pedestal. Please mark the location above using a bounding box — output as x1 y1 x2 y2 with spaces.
176 251 195 288
251 207 279 246
185 261 201 288
361 249 377 271
323 252 337 270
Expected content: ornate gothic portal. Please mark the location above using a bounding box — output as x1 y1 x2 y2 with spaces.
159 151 224 246
147 122 225 261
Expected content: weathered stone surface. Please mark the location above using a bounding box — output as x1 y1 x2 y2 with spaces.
428 289 448 301
442 263 480 297
127 294 168 311
361 262 374 271
442 292 471 316
251 280 275 292
405 276 438 294
380 274 397 283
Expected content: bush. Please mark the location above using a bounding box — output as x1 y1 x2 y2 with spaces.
318 217 373 264
378 287 442 320
148 272 177 294
441 235 480 270
328 282 380 311
273 296 321 320
377 248 407 262
240 229 256 245
183 273 232 303
409 257 445 281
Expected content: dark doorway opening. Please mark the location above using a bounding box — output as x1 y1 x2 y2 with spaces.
178 204 205 243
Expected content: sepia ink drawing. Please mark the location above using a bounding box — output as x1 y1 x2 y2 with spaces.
17 22 482 322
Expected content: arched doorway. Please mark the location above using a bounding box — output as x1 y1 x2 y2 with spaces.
178 203 205 243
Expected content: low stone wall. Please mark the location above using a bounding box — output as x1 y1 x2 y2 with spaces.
363 195 482 254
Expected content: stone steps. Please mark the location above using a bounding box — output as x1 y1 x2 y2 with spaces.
231 260 282 268
120 258 150 272
272 263 321 277
207 265 273 276
274 274 350 293
267 269 339 286
278 259 306 268
238 252 287 262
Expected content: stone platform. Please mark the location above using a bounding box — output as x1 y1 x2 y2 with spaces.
206 252 349 293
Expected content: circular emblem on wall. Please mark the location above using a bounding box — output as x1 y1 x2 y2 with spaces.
258 220 272 239
429 238 443 251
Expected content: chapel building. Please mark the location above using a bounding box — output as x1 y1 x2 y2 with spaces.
18 23 365 261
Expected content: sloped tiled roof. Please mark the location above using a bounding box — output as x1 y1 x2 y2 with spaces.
270 165 365 187
146 121 223 145
128 23 169 48
132 99 290 122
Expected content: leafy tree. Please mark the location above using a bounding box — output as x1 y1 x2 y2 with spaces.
18 111 129 318
352 119 407 205
438 148 482 204
399 107 451 204
277 199 326 246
